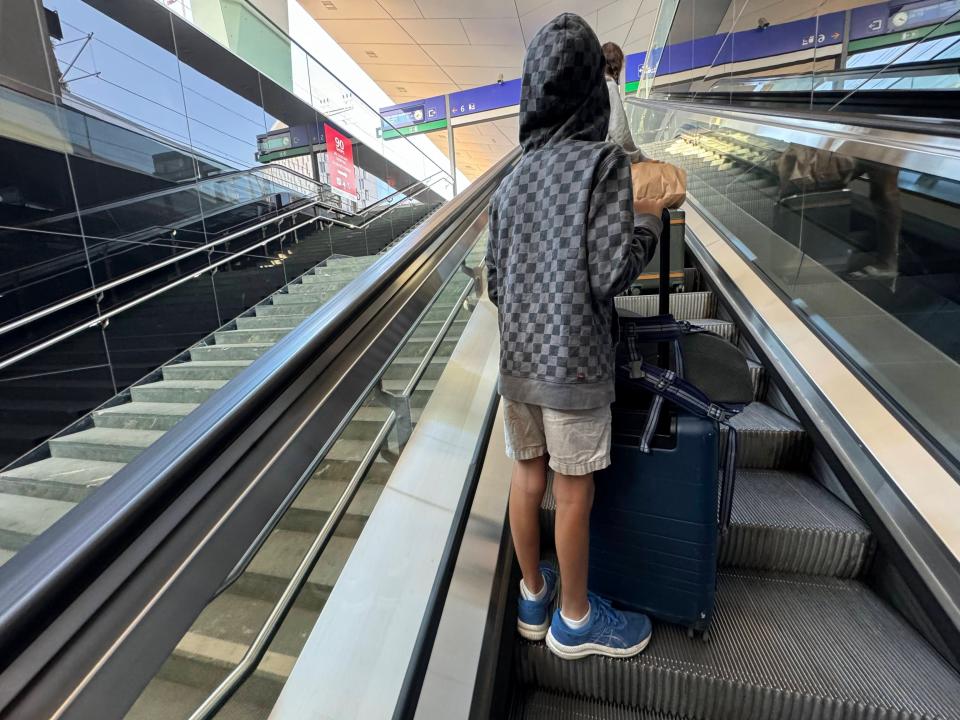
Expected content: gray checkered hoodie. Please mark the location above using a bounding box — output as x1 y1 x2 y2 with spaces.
485 13 661 410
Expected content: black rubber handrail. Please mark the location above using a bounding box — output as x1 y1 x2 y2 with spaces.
637 91 960 136
0 146 519 719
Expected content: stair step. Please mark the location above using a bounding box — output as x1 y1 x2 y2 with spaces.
49 427 162 464
235 314 304 330
163 360 252 382
727 402 809 469
383 355 450 382
541 469 871 578
301 271 358 283
215 328 289 345
517 571 960 720
94 401 197 431
284 478 385 535
288 278 352 293
130 380 226 405
273 289 335 305
615 291 717 321
190 343 272 362
0 492 75 551
231 530 357 612
0 457 124 503
254 302 321 322
126 678 266 720
156 590 320 708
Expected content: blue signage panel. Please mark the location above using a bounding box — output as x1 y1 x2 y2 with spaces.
379 95 446 130
624 51 647 83
448 78 521 119
730 12 844 63
851 0 960 40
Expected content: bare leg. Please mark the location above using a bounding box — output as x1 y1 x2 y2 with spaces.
509 456 547 594
553 471 595 619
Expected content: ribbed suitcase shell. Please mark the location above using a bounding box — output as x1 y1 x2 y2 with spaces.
590 406 720 633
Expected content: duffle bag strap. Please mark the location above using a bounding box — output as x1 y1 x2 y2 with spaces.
626 358 742 534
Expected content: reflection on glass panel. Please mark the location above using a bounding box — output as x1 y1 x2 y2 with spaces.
46 0 191 147
103 272 221 390
176 59 266 171
631 99 960 464
0 112 94 325
0 320 115 486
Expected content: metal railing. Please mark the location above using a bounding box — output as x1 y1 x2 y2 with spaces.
0 147 519 720
0 174 448 375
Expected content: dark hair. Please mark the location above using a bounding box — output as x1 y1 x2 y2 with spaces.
602 42 624 81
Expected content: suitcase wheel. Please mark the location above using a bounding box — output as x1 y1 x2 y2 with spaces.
686 626 712 642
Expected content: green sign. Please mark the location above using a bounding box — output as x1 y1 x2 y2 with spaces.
381 118 447 139
848 20 960 52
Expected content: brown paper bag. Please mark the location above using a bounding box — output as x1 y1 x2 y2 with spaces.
630 161 687 209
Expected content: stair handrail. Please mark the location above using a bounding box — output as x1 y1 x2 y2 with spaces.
188 413 397 720
0 147 518 719
188 258 483 720
0 177 448 373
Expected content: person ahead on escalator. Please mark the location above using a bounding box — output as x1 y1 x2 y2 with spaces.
485 13 665 660
602 42 646 163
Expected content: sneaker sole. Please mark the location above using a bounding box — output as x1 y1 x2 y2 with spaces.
545 629 652 660
518 618 550 641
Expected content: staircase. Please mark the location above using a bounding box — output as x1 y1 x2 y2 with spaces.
509 271 960 718
119 240 488 719
0 203 440 565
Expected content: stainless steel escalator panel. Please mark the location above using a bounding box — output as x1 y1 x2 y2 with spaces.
270 298 502 720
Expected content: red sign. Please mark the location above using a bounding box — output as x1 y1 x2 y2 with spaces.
324 124 357 199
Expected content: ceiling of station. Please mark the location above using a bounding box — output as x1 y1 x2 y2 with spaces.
298 0 662 179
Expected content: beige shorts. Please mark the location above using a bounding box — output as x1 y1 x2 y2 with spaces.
502 398 612 476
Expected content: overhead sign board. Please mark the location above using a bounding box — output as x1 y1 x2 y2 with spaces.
851 0 960 39
449 78 522 119
324 124 356 199
379 95 447 139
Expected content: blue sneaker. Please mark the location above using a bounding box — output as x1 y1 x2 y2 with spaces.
517 562 558 640
546 593 652 660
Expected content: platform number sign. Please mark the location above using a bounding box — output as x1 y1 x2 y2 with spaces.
324 124 357 200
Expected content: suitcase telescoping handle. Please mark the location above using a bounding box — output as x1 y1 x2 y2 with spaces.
658 208 672 316
656 208 672 369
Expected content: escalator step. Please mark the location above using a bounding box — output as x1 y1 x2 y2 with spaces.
510 689 673 719
540 469 870 578
691 318 737 342
517 571 960 720
614 291 717 321
721 470 873 578
726 402 809 469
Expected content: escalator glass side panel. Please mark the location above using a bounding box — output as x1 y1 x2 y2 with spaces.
122 215 490 720
628 99 960 469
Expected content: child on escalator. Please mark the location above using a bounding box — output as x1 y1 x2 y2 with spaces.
484 13 667 660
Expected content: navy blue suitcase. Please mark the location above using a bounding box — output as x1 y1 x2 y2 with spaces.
589 406 719 635
588 209 724 637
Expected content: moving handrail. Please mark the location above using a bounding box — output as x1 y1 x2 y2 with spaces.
704 60 960 94
0 147 519 720
0 173 449 374
626 96 960 175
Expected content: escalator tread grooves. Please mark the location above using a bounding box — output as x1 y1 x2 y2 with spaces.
517 571 960 720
